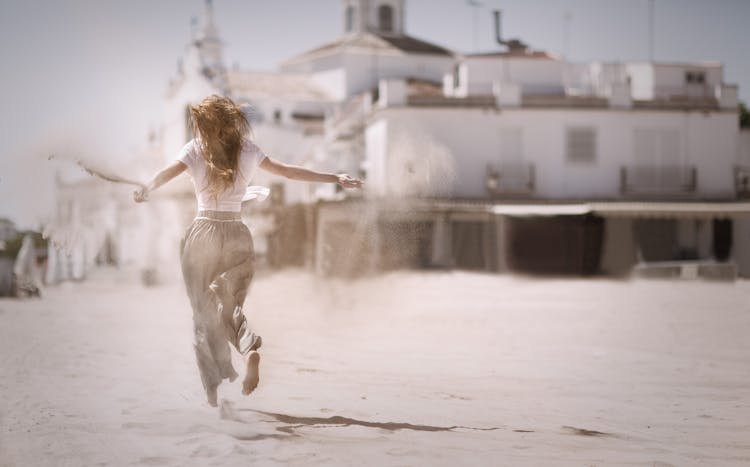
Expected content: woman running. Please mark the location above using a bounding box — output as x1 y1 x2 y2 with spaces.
133 95 362 406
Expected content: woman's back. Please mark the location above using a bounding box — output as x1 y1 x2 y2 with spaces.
177 137 267 212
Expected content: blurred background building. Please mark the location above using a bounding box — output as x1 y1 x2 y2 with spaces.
46 0 750 283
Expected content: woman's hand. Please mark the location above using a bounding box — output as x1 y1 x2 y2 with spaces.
133 186 150 203
132 161 187 204
261 157 364 188
336 174 363 189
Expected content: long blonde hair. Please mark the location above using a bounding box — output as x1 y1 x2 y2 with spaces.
189 95 250 199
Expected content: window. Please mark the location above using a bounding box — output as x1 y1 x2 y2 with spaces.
378 4 393 32
566 127 597 164
273 109 282 124
453 64 460 89
685 70 706 84
634 129 680 167
345 6 354 32
632 128 685 188
499 128 523 163
497 128 531 192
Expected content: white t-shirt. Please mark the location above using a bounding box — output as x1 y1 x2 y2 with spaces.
177 137 267 212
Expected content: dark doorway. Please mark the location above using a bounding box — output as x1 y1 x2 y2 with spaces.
506 215 604 275
713 219 733 261
633 219 677 262
451 221 487 270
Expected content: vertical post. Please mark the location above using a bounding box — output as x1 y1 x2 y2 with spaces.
528 163 535 192
468 0 483 53
648 0 655 62
563 11 571 59
688 166 697 193
563 11 571 92
495 215 508 272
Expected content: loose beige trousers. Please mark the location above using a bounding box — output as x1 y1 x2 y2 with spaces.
180 210 261 396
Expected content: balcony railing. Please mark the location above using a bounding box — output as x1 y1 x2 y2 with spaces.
654 84 713 100
486 163 535 197
735 165 750 199
620 165 697 196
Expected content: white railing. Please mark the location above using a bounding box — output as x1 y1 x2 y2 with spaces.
620 165 697 195
486 163 535 197
653 84 714 100
734 165 750 199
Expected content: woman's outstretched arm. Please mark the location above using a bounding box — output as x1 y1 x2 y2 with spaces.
133 161 188 203
259 156 362 188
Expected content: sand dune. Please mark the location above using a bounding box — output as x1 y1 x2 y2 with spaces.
1 270 749 466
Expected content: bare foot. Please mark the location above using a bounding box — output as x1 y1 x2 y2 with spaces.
207 386 218 407
242 351 260 395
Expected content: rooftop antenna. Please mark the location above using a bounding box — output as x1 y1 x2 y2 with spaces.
648 0 655 61
563 11 571 91
563 11 571 60
467 0 483 53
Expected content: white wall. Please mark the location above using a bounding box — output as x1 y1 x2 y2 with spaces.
626 62 724 100
455 58 565 97
682 112 736 195
453 60 629 98
283 53 343 74
626 63 655 100
364 118 388 197
239 96 332 128
738 129 750 166
652 63 722 98
283 50 453 99
367 107 738 199
342 52 454 97
311 68 348 101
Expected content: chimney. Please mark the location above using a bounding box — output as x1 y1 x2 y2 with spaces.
493 10 505 47
493 10 528 54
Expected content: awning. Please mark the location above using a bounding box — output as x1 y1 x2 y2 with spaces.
490 204 591 216
489 201 750 219
588 202 750 219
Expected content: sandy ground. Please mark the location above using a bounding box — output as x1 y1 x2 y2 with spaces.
1 269 749 466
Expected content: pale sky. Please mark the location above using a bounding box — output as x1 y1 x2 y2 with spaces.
1 0 748 227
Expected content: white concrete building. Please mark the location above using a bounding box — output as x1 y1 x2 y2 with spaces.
48 0 747 280
310 1 746 277
281 0 454 100
366 51 740 201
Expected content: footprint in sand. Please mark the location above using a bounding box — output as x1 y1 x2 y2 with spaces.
219 400 242 422
122 421 161 430
190 445 218 458
133 457 170 466
386 447 421 457
437 392 472 401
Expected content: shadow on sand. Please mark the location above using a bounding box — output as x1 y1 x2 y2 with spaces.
246 409 501 433
219 401 500 437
